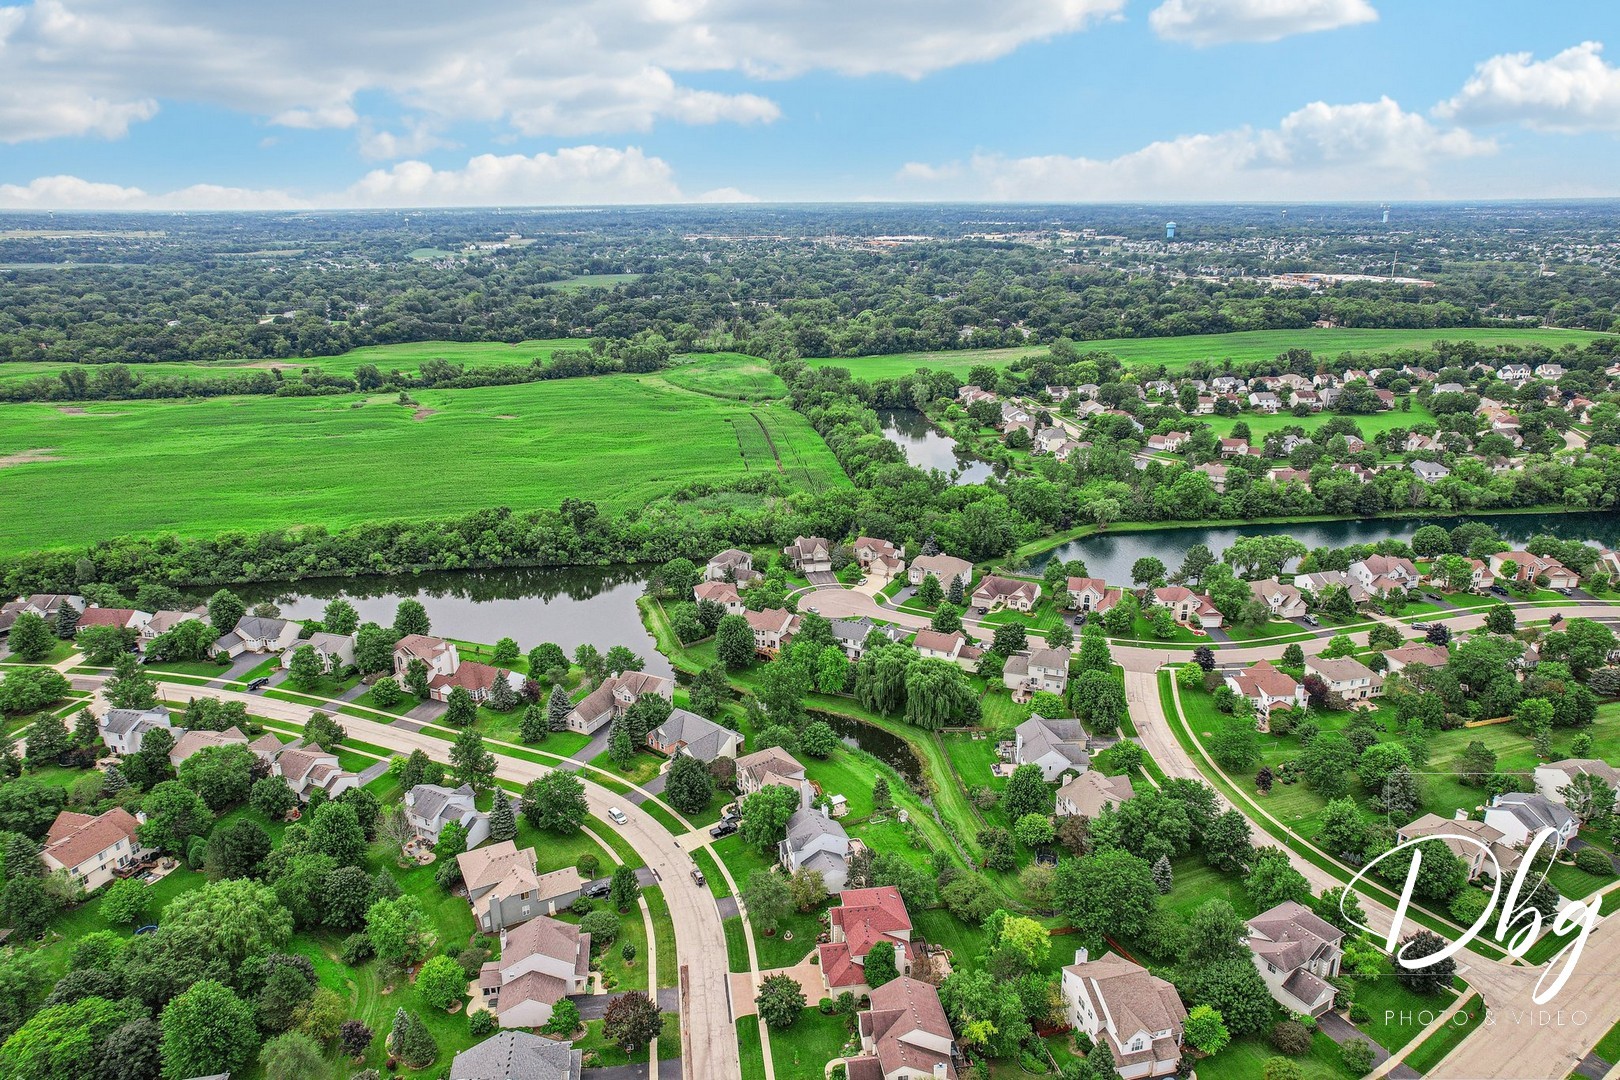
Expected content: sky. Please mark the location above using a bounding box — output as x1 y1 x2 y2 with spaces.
0 0 1617 209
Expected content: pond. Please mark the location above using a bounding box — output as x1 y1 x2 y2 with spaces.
1028 511 1620 585
878 408 997 485
235 564 672 676
817 709 924 785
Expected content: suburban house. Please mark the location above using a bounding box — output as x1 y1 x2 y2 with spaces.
1002 647 1071 702
1225 661 1306 717
646 708 742 764
1536 759 1620 811
957 384 995 405
1057 771 1136 819
139 607 206 646
1249 391 1282 413
783 536 833 573
830 617 906 659
405 783 493 848
735 746 807 797
269 743 360 802
1248 579 1308 619
1489 551 1580 589
98 704 172 755
819 886 921 992
1293 570 1372 605
211 615 300 658
1061 950 1185 1079
1410 460 1451 485
1246 901 1344 1018
1397 813 1521 880
844 977 960 1080
479 916 592 1028
1484 793 1578 849
1195 462 1230 493
1014 715 1090 782
168 726 249 767
779 798 851 894
907 554 974 592
911 629 984 671
705 548 759 584
1145 431 1188 452
280 631 356 672
449 1031 582 1080
41 807 147 892
743 608 799 655
1217 437 1250 458
458 840 583 932
77 607 152 635
970 576 1040 613
854 537 907 582
692 580 746 614
1067 577 1122 613
564 670 674 735
1149 587 1224 628
392 633 519 703
1349 555 1419 596
1304 656 1383 701
0 593 79 636
1382 643 1450 674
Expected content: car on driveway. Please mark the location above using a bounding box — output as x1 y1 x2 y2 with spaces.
709 821 737 839
1301 615 1319 627
584 881 611 899
607 807 628 825
1490 585 1510 597
246 677 271 691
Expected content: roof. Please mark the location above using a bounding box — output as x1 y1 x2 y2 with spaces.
101 704 170 737
910 553 973 579
1545 758 1620 788
735 746 806 789
42 807 140 871
743 608 795 634
1491 793 1576 835
1227 661 1299 701
169 727 248 763
1399 814 1518 869
1067 576 1109 595
394 633 451 658
502 914 585 968
693 581 741 605
1027 647 1070 673
784 536 830 559
1017 715 1089 770
408 782 476 827
1063 953 1186 1061
1306 656 1379 684
784 806 850 849
1248 900 1344 973
144 609 204 635
430 659 508 694
234 615 290 640
275 744 336 784
912 629 968 655
708 548 752 566
1057 771 1136 819
1384 644 1449 669
77 607 139 628
568 670 673 724
972 575 1039 602
450 1031 582 1080
857 977 957 1080
648 708 734 762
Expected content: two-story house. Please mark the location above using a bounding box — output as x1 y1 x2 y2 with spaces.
279 631 356 673
705 548 758 584
1061 950 1185 1079
971 576 1040 613
98 704 172 755
1150 587 1223 628
735 746 807 798
1145 432 1188 452
1057 770 1136 819
1489 551 1580 589
42 807 147 892
1304 656 1383 701
1225 661 1306 718
910 629 983 672
1349 555 1419 597
1397 812 1521 880
168 726 249 767
458 839 582 932
564 670 675 735
743 608 799 656
211 615 301 658
907 554 974 593
405 783 493 848
393 633 518 704
1248 579 1307 619
0 593 79 637
76 607 152 636
1002 648 1070 703
270 743 359 802
1014 715 1090 782
782 536 833 573
1536 758 1620 813
818 886 921 993
845 978 959 1080
449 1031 581 1080
1381 643 1449 674
1067 577 1122 614
478 916 592 1029
139 607 206 648
829 617 905 660
1484 793 1578 849
692 580 746 614
854 537 907 583
1246 901 1344 1018
779 797 851 894
647 708 742 765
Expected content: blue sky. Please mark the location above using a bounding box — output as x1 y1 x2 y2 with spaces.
1 0 1617 207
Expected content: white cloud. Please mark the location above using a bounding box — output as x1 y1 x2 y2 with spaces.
896 97 1492 200
357 120 456 161
0 0 1121 143
1149 0 1376 46
0 146 756 208
1437 41 1620 133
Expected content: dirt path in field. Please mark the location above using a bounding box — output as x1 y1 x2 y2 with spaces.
0 448 60 467
412 407 438 421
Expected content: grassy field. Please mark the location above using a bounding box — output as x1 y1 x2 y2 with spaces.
0 373 847 555
1204 399 1438 441
542 273 643 292
804 327 1613 378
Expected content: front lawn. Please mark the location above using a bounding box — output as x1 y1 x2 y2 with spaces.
590 748 666 787
767 1008 858 1080
1195 1030 1354 1080
575 1012 681 1067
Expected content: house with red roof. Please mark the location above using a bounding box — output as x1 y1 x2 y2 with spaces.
819 886 922 992
42 807 147 892
845 977 959 1080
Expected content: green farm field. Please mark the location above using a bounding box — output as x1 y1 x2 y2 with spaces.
805 326 1614 378
1204 399 1439 441
0 374 848 555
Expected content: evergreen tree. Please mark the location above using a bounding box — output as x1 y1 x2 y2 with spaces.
871 776 891 813
486 673 517 712
443 686 477 728
101 762 127 795
1151 854 1174 895
548 685 572 731
947 575 965 606
520 704 547 743
52 602 81 640
487 795 518 844
608 717 637 769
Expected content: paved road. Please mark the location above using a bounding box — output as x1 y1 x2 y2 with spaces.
81 676 739 1080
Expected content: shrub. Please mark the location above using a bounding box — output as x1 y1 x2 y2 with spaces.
1575 848 1611 877
1342 1038 1375 1076
468 1010 496 1037
1270 1020 1313 1057
580 909 620 947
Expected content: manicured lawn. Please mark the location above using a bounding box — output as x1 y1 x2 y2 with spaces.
1354 970 1459 1053
694 848 730 898
590 748 666 788
712 837 825 969
737 1017 769 1080
644 886 679 988
1404 994 1485 1075
574 1012 681 1067
1157 857 1256 923
1224 618 1308 643
767 1008 858 1080
143 657 235 678
1195 1029 1354 1080
350 686 421 715
0 638 77 667
980 598 1067 634
554 897 649 992
978 689 1030 732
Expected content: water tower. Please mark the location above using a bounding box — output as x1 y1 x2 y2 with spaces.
1382 204 1391 224
1165 221 1177 240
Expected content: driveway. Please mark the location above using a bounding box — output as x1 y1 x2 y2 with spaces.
804 570 841 588
1317 1010 1416 1080
406 699 447 723
209 650 269 686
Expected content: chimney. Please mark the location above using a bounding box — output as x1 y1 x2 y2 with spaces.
935 1063 948 1079
1453 808 1468 821
1073 947 1089 965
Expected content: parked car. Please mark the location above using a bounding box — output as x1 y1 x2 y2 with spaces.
709 821 737 839
1426 593 1447 603
1556 587 1574 597
607 807 628 825
1490 585 1510 597
246 677 271 691
584 881 611 899
1301 615 1319 627
691 868 706 887
1410 622 1433 632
